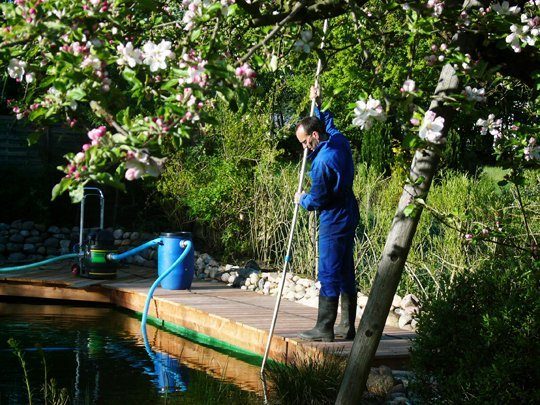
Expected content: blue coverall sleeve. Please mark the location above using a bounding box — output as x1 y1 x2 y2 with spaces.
315 106 340 137
300 161 336 211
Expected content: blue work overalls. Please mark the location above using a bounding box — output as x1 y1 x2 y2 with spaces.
299 107 359 298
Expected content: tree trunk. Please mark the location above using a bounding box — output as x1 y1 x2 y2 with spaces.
336 63 459 404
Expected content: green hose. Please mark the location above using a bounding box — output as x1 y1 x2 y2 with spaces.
0 253 79 272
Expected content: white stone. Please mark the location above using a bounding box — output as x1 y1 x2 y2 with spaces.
264 281 272 290
411 319 419 330
401 294 419 309
392 294 402 308
225 264 234 271
209 268 217 279
292 275 299 282
209 259 219 267
249 273 259 284
294 292 305 300
298 278 313 288
245 278 251 286
358 295 369 308
315 281 321 290
398 313 413 329
228 275 236 284
240 286 247 290
221 273 230 283
285 291 296 301
294 284 305 293
248 285 256 291
386 312 400 328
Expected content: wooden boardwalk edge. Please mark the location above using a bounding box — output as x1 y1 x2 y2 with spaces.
0 267 413 369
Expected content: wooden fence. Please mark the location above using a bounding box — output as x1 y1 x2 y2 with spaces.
0 115 86 170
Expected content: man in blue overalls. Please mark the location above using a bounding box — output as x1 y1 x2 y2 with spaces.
295 86 359 342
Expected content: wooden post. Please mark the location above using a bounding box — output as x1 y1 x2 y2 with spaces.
336 63 459 405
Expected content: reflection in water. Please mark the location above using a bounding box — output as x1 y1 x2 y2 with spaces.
0 302 260 404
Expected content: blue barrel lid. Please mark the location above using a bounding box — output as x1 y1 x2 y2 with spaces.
160 232 192 238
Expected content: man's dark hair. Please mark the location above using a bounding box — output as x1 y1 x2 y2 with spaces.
296 116 325 136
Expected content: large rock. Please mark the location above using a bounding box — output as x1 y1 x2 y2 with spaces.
44 237 59 248
399 313 413 329
8 252 26 261
9 234 25 243
22 244 36 253
21 221 34 230
47 226 61 234
113 229 124 239
20 230 30 237
11 220 23 229
366 367 395 397
34 224 46 232
60 240 71 254
386 312 400 328
7 243 23 252
130 232 140 241
401 294 419 309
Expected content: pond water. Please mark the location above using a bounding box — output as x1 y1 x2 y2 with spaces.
0 301 261 404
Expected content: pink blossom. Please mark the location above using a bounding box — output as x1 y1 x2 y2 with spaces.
82 143 91 151
125 167 143 181
87 125 106 142
464 233 473 240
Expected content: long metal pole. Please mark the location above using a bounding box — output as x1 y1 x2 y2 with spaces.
260 19 329 403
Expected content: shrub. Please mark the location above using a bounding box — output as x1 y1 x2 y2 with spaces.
410 256 540 403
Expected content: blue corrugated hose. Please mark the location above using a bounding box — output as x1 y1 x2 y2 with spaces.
0 253 79 272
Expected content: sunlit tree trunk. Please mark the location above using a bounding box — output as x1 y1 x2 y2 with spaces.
336 63 459 405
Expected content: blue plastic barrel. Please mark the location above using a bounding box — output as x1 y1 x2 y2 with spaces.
158 232 194 290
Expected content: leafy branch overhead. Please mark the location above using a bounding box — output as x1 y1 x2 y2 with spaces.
0 0 538 202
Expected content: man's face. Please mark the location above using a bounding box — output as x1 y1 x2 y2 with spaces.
296 125 320 151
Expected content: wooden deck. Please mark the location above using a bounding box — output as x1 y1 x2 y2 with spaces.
0 264 413 372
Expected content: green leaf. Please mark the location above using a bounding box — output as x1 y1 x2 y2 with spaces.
69 184 85 203
190 29 202 42
403 133 421 149
403 204 417 217
51 177 71 200
67 87 86 101
26 132 41 146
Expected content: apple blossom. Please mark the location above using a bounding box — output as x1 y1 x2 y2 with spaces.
142 40 175 72
294 30 314 53
506 23 536 53
476 114 502 137
7 59 27 81
117 42 143 68
524 137 540 161
352 97 386 130
81 55 101 70
492 1 521 15
464 86 486 102
401 79 415 93
418 110 445 144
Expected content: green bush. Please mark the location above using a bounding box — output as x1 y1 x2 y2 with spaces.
410 256 540 404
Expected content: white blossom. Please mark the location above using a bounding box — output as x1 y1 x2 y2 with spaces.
464 86 486 102
142 40 175 72
524 137 540 161
476 114 502 137
418 110 445 144
7 59 27 81
426 0 444 16
506 24 536 53
401 79 415 93
492 1 521 15
294 31 314 53
352 97 386 130
81 55 101 70
125 149 166 181
117 42 143 68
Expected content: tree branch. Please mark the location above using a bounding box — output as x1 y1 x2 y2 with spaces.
239 1 308 64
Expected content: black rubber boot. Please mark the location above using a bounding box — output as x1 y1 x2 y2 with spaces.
334 293 357 340
298 296 338 342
